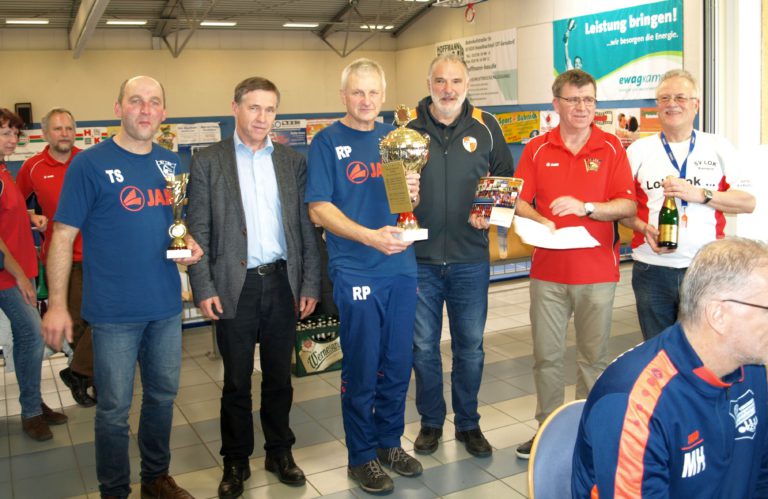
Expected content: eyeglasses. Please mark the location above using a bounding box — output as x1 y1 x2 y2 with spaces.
721 299 768 311
656 95 697 105
556 96 597 107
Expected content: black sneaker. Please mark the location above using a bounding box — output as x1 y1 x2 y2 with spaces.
455 428 492 457
348 459 394 495
516 436 535 459
59 367 96 408
413 426 442 455
376 447 423 477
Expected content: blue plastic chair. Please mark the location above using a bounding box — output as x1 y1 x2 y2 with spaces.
528 399 586 499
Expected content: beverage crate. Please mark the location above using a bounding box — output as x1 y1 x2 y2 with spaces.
293 315 343 377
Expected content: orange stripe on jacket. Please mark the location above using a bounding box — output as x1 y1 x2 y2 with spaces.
613 350 679 497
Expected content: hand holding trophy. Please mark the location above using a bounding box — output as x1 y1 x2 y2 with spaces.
165 173 192 259
379 105 430 241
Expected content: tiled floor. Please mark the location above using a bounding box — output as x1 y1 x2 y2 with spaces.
0 263 642 498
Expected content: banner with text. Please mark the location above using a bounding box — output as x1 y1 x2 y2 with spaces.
552 0 683 100
436 28 518 106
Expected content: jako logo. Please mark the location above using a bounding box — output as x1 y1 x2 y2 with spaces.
346 161 373 184
120 186 146 212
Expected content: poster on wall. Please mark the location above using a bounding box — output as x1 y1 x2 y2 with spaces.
155 124 178 151
436 28 518 106
9 127 110 162
271 119 307 147
306 118 338 145
496 111 540 144
595 107 659 147
552 0 683 100
176 123 221 145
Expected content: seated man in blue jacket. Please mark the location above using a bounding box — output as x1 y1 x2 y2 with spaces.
572 237 768 498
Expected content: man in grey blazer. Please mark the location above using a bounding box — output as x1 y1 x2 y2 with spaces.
187 76 321 498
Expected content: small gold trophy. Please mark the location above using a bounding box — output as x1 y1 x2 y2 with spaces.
165 173 192 259
379 105 430 241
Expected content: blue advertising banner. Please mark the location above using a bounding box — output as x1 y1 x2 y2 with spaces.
553 0 683 100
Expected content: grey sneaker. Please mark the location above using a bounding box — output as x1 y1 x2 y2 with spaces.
348 459 394 494
516 435 535 459
376 447 423 477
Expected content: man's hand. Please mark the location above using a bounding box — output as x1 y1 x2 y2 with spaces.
299 297 318 320
366 226 413 255
17 276 36 306
30 213 48 233
198 296 224 320
406 172 420 202
662 177 703 204
642 223 675 254
41 306 73 350
173 234 204 266
468 213 490 230
550 196 587 217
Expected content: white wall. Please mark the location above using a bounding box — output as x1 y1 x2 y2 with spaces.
0 0 705 120
0 48 396 119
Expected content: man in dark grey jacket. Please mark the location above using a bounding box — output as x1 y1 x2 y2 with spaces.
407 54 514 458
186 76 321 498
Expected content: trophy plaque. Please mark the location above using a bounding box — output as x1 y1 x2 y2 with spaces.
379 105 430 241
166 173 192 259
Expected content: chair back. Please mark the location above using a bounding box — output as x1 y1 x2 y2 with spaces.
528 399 586 499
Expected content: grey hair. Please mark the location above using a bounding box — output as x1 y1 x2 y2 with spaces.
657 69 699 97
341 58 387 91
41 108 76 132
679 237 768 325
427 53 469 80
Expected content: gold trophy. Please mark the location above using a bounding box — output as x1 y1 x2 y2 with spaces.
379 105 430 241
165 173 192 259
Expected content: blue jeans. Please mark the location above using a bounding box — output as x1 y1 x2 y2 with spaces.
92 314 182 498
0 280 44 418
632 262 686 341
413 262 489 431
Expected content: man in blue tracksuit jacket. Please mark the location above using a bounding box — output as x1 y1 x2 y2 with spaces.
572 237 768 498
306 58 423 496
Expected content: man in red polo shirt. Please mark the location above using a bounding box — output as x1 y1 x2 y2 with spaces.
513 69 636 459
17 108 94 407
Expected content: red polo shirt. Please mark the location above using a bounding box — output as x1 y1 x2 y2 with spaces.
516 124 635 284
16 145 83 262
0 164 37 290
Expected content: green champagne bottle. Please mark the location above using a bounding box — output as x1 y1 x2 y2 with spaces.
658 194 679 249
36 257 49 300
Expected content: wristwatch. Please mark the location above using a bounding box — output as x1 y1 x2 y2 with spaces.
584 202 595 217
702 189 713 204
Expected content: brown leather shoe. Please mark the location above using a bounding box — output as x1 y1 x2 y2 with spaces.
41 403 68 425
140 474 194 498
22 414 52 441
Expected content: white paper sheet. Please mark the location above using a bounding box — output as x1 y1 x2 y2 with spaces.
513 217 600 249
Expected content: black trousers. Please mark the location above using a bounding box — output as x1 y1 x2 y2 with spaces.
216 265 297 465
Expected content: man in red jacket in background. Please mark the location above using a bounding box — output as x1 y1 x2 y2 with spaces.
17 107 95 407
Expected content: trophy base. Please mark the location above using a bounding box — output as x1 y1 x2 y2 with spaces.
167 248 192 259
394 228 428 242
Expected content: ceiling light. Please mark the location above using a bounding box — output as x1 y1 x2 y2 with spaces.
361 24 388 30
106 20 147 26
200 20 237 27
283 22 319 28
6 18 50 25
